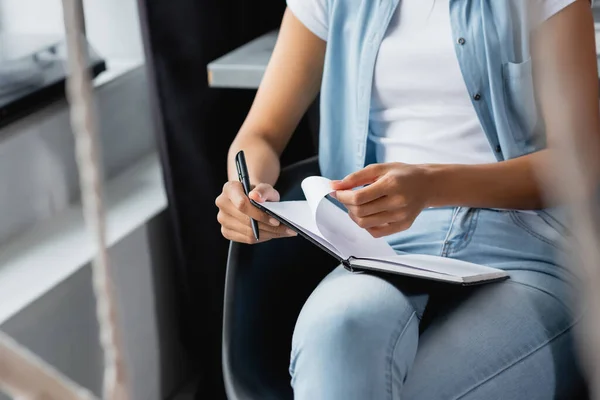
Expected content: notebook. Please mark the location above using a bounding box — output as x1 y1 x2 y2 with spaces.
253 176 509 286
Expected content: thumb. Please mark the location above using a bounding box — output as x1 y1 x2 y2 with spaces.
331 166 382 190
249 183 280 203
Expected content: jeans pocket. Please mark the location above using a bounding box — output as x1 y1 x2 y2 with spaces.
509 211 564 249
502 58 539 143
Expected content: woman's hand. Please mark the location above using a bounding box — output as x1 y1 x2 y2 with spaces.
216 182 297 244
332 163 433 238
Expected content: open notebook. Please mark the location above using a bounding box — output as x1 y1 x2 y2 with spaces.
254 177 508 285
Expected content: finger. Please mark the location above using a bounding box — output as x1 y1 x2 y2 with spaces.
367 220 414 238
257 220 297 236
249 183 280 203
331 164 383 190
223 183 281 226
221 223 295 244
221 227 264 244
218 210 296 237
349 209 406 230
335 180 387 206
346 196 404 218
219 205 286 235
224 181 248 209
220 197 281 227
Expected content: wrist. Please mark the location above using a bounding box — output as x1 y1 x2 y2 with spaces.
421 164 462 208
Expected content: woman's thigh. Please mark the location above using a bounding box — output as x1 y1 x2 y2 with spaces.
403 271 583 400
290 266 429 399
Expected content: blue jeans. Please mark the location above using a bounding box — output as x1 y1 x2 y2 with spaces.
289 208 583 399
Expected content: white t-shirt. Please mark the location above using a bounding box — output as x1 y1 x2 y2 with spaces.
287 0 576 165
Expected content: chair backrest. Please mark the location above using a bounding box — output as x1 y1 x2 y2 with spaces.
222 157 338 400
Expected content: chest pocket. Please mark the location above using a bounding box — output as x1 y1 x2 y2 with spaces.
502 58 539 143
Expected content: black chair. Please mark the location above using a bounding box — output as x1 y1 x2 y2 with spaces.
222 156 338 399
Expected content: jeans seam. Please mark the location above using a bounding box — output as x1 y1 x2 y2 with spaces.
441 208 460 257
537 209 568 234
387 311 417 400
451 208 480 253
509 211 560 249
452 322 577 400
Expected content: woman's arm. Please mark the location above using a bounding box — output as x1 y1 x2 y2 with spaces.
227 9 326 185
217 9 326 244
404 0 599 211
424 152 547 210
332 155 548 237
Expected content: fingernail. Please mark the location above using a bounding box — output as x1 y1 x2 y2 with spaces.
286 229 297 236
330 191 338 199
269 218 280 226
256 192 262 199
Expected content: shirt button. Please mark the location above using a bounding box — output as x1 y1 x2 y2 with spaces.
458 37 466 45
495 145 502 153
473 93 481 101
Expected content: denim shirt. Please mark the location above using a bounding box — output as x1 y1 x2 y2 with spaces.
318 0 540 179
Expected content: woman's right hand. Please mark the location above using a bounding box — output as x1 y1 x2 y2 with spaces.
216 182 297 244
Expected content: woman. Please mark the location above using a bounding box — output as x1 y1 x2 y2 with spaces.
216 0 598 398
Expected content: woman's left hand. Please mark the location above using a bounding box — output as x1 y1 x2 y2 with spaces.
332 163 433 238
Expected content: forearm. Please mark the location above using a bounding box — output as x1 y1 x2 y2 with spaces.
225 9 325 187
425 150 547 210
227 135 281 186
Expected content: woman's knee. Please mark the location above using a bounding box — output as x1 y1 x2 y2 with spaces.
290 268 420 380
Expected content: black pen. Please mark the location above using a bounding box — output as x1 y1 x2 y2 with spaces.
235 150 260 241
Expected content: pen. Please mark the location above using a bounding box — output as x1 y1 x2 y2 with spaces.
235 150 260 241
